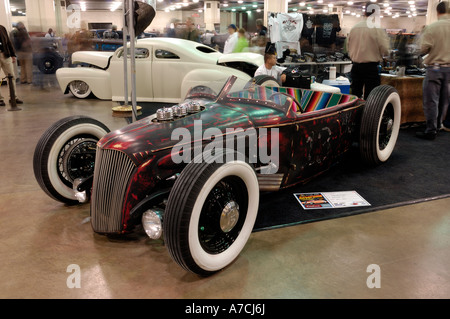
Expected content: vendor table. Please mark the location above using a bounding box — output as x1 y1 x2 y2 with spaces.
380 74 425 124
281 61 353 75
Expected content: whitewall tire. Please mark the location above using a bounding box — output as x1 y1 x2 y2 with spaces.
360 85 401 165
163 149 259 276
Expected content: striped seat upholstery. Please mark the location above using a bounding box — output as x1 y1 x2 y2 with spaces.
229 86 357 113
271 87 357 112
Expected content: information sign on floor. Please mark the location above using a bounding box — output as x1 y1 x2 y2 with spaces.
293 191 371 210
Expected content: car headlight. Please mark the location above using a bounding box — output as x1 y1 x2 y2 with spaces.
142 209 163 239
73 178 88 203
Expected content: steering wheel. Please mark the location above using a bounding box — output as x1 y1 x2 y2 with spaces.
268 92 303 114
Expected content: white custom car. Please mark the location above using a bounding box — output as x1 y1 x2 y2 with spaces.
56 37 264 103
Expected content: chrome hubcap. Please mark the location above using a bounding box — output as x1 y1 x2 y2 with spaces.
72 81 89 95
220 201 240 233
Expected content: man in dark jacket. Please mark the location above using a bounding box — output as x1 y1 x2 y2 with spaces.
0 24 23 106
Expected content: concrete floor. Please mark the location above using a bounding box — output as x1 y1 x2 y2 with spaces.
0 75 449 299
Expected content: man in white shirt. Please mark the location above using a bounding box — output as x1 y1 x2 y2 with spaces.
223 24 238 54
45 28 54 38
255 52 287 84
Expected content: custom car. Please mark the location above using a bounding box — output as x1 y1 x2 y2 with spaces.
33 75 401 276
56 37 264 103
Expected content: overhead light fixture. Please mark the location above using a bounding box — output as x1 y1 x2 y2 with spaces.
110 1 121 12
80 1 86 11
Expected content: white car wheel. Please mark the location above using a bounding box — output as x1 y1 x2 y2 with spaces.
69 80 92 99
360 85 401 165
33 116 110 204
164 150 259 276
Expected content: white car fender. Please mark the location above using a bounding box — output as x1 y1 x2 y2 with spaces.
181 68 251 100
56 67 112 100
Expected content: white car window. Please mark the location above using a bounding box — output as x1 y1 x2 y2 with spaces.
117 48 150 59
155 49 180 59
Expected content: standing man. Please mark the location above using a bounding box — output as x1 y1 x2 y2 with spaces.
182 18 200 42
255 52 287 84
14 22 33 85
256 19 267 37
347 2 390 99
223 24 238 54
416 1 450 140
0 24 23 107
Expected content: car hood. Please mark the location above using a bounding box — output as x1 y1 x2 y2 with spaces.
218 52 264 67
98 103 255 166
71 51 114 69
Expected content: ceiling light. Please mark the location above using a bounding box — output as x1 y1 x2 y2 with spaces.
110 1 121 12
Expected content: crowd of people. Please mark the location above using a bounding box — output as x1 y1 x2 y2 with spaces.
1 1 448 140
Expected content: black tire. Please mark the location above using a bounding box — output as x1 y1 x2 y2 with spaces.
37 54 62 74
33 116 110 204
245 75 281 89
360 85 401 165
163 149 259 276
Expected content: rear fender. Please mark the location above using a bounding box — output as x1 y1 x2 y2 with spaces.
181 68 251 100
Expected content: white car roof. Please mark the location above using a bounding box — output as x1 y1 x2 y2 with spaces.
128 38 263 66
130 37 221 64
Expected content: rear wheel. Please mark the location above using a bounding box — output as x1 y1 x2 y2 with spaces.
33 116 110 204
163 150 259 276
360 85 401 165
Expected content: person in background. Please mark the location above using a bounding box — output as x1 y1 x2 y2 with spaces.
347 2 390 99
14 22 33 85
0 24 23 106
256 19 267 37
233 28 249 53
201 30 216 48
45 28 54 38
183 18 200 42
223 24 238 54
416 1 450 140
254 52 287 84
103 25 119 39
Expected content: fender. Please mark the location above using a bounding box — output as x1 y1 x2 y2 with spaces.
181 68 252 100
56 67 112 100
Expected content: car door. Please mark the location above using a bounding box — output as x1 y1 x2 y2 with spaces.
109 46 153 102
287 112 343 185
150 48 186 102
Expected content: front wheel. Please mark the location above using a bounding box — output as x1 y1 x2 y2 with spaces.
69 80 92 99
33 115 110 204
163 150 259 276
360 85 401 165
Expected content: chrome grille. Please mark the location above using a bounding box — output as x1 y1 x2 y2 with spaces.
91 148 136 233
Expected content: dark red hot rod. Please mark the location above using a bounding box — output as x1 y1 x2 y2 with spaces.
33 76 401 275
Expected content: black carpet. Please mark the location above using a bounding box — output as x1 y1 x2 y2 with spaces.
128 104 450 232
253 123 450 231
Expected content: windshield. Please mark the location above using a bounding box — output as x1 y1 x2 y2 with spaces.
185 76 299 115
